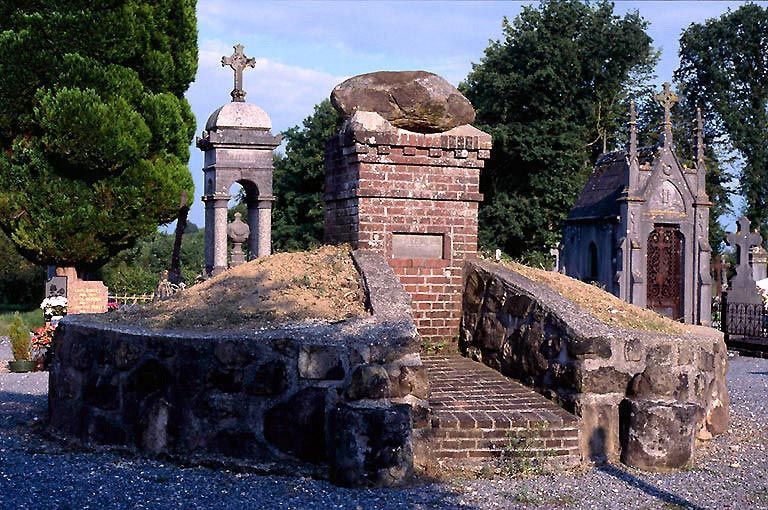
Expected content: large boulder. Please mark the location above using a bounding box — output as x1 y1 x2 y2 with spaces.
330 71 475 133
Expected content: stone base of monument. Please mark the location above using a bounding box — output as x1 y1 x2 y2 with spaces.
48 250 425 488
459 259 730 471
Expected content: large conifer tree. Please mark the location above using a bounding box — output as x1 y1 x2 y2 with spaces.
0 1 197 273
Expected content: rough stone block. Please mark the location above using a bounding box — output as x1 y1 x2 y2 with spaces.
575 393 623 463
264 388 328 463
243 360 287 396
347 364 390 400
298 345 344 380
331 402 413 488
620 399 701 471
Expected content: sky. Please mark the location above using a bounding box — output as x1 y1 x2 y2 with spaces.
182 0 763 229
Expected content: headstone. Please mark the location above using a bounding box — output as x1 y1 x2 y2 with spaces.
750 245 768 282
725 216 763 304
45 276 67 298
228 212 250 267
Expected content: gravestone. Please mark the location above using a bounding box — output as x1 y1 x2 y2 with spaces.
725 216 763 304
45 276 67 298
750 245 768 282
197 44 279 276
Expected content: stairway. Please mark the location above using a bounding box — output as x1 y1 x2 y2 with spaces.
416 355 581 469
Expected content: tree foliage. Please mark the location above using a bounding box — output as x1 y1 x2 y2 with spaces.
98 224 204 295
461 0 656 263
0 1 198 271
272 99 343 252
676 3 768 235
0 229 45 308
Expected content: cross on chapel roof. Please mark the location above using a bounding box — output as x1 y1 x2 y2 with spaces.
222 43 256 102
655 82 678 148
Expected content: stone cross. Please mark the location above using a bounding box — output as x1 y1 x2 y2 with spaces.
655 82 678 147
222 43 256 102
726 216 763 303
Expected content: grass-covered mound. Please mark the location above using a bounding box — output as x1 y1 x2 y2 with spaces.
109 245 367 331
505 261 690 335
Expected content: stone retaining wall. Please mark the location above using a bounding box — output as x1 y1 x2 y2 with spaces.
48 250 427 488
460 260 729 471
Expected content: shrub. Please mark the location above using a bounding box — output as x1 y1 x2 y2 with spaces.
8 312 31 361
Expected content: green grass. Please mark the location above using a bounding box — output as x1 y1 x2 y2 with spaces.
0 309 44 337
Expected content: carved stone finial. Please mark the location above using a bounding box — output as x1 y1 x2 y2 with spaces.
228 212 250 267
222 43 256 102
655 82 678 148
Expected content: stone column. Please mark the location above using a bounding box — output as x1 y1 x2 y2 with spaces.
212 193 230 275
247 202 259 259
203 196 215 274
257 199 273 257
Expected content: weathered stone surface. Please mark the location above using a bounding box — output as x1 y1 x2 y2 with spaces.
347 364 390 400
629 364 688 401
264 388 328 463
243 360 287 395
620 399 701 471
48 249 426 488
575 393 623 463
460 260 730 470
330 71 475 133
331 402 413 487
579 366 632 394
298 345 344 380
389 365 429 400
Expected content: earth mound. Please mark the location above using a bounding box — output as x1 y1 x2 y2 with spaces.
108 245 367 331
505 260 690 335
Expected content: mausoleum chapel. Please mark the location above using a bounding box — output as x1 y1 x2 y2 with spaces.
561 83 712 325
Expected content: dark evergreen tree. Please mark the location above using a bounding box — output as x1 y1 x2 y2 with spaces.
461 0 656 264
676 3 768 236
272 99 343 251
0 1 198 272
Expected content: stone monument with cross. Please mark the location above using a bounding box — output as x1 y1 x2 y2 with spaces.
725 216 763 304
562 83 713 324
197 43 279 276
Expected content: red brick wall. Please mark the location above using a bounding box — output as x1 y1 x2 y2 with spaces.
325 115 491 343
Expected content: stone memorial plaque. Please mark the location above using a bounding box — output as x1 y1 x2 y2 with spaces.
392 233 444 259
46 276 67 298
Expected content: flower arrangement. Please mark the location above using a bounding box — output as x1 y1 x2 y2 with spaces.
40 295 67 321
31 323 56 370
107 301 119 312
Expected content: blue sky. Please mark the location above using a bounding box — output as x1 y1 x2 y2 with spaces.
183 0 763 229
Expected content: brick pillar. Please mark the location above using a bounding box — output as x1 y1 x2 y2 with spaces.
324 111 491 343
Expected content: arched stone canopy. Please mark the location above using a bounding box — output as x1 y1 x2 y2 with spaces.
197 45 279 276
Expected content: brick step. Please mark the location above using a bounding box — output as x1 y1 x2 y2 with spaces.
416 355 582 470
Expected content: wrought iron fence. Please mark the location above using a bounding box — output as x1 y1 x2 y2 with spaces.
721 292 768 341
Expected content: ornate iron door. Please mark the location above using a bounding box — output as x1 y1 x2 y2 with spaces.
647 225 684 320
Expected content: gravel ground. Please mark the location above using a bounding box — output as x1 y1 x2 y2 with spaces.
1 338 766 510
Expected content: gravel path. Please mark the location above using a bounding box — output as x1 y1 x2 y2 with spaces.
1 339 766 510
